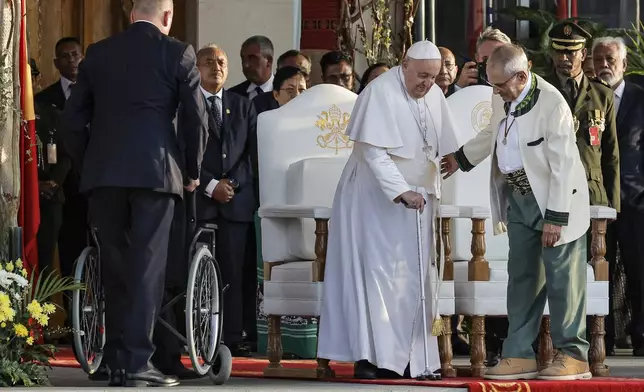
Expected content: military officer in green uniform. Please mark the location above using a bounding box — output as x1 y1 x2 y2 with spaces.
545 22 620 212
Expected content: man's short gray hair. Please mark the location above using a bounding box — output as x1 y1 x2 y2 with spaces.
133 0 173 16
196 43 226 62
592 36 628 60
241 35 274 59
488 44 529 76
476 27 512 51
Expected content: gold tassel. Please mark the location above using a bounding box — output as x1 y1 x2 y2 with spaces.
431 315 444 336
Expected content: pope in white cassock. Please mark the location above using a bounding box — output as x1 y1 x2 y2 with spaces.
317 40 460 380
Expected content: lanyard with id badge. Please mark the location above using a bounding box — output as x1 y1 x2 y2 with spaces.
47 130 57 165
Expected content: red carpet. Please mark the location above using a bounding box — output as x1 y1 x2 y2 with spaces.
51 347 644 391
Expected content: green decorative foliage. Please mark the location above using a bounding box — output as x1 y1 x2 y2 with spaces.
0 261 84 386
497 6 642 76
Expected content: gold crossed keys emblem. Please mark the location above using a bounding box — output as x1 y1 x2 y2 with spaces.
315 104 353 154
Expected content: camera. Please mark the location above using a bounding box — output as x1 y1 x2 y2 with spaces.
476 59 488 86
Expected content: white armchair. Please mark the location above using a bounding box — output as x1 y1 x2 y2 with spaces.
445 86 613 377
257 84 356 378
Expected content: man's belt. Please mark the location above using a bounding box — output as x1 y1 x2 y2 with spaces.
504 168 532 195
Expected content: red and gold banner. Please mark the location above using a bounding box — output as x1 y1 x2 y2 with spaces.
18 0 40 276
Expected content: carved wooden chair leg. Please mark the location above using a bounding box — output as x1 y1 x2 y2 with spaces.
439 315 456 377
315 316 335 378
470 315 486 377
265 315 283 373
590 315 609 376
589 217 609 377
468 218 489 281
538 316 554 371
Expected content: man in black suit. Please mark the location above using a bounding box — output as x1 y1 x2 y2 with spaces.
276 49 311 87
253 65 307 115
62 0 207 387
320 50 355 91
594 37 644 356
195 44 258 357
35 37 87 282
229 35 274 100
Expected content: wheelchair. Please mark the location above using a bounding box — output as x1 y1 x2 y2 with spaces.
71 192 233 385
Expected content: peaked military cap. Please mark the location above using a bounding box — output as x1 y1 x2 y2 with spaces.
549 22 592 51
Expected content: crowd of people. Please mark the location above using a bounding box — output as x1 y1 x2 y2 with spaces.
30 0 643 387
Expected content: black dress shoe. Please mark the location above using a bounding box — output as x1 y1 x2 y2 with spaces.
376 367 403 379
402 362 442 380
88 363 111 382
158 364 201 380
124 368 180 387
108 369 124 387
229 343 252 358
354 360 377 379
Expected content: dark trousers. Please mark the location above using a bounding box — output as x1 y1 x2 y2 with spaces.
37 198 63 274
58 192 89 278
152 196 192 369
88 187 175 373
242 227 258 342
201 218 252 346
607 206 644 350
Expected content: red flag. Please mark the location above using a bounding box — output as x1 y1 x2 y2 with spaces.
18 0 40 276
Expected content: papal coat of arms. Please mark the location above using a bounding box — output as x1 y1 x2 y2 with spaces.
471 101 493 133
315 104 353 154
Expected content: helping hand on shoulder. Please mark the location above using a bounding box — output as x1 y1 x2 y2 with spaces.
212 179 235 203
441 153 459 179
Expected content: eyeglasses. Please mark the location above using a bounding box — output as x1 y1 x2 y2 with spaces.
280 87 306 97
486 73 519 89
441 62 456 71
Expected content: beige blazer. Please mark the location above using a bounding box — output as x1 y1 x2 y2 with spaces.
459 74 590 246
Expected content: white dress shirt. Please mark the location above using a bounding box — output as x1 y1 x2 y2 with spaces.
614 79 626 113
247 74 274 100
200 86 224 198
495 73 532 174
61 76 74 100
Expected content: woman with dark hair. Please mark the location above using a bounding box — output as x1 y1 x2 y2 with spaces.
357 62 390 93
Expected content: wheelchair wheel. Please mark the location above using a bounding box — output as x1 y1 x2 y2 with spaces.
71 246 106 374
208 344 232 385
185 246 223 376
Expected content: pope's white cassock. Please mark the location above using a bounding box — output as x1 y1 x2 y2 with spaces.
317 41 460 377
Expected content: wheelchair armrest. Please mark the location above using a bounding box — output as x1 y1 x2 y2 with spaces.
258 205 332 220
201 222 218 231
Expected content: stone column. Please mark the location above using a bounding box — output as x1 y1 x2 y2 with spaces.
192 0 301 87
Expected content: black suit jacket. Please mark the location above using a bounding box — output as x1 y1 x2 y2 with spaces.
616 82 644 210
197 89 258 223
229 80 251 98
61 21 208 197
252 91 279 115
35 81 71 203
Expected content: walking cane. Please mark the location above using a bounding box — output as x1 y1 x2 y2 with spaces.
403 199 441 381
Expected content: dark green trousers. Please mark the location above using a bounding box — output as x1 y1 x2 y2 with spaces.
501 190 589 361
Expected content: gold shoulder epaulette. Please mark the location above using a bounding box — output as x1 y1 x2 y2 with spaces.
591 77 610 88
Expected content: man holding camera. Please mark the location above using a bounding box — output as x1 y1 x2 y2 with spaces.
454 27 512 89
196 43 259 357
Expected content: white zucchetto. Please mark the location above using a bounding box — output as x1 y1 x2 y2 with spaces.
406 40 442 60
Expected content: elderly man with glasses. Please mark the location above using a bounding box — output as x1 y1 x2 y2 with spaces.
442 44 592 381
